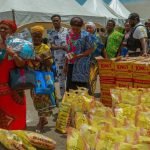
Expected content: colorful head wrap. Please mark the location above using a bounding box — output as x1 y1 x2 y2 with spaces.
30 25 44 34
0 20 17 33
85 22 96 31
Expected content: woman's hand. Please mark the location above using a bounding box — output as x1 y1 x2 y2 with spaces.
13 54 25 67
35 55 42 62
0 42 5 49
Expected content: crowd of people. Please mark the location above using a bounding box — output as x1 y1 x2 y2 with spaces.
0 12 149 132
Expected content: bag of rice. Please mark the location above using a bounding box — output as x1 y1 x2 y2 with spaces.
0 129 26 150
25 131 56 150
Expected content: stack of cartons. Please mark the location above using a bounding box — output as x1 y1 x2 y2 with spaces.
97 57 148 107
115 60 134 88
133 59 150 88
97 58 115 107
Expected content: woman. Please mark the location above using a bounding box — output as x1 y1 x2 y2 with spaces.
65 17 94 91
0 20 26 130
120 21 131 57
85 22 103 95
30 26 53 132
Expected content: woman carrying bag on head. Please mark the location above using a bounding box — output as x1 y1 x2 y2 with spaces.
0 20 26 130
29 26 54 133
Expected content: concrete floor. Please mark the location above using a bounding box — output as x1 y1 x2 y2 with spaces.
26 90 66 150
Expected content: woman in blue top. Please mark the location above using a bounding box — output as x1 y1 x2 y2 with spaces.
65 17 94 91
85 22 104 95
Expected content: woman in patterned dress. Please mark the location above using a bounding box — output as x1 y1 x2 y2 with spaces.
65 17 94 91
85 22 104 95
30 26 53 132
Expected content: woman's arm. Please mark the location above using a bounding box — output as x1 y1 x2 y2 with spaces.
13 54 25 67
6 47 25 67
74 47 94 59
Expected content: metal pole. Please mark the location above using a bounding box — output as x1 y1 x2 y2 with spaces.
12 9 16 22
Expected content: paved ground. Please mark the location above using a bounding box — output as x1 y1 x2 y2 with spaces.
26 77 100 150
26 90 66 150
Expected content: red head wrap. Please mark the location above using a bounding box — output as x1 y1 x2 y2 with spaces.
0 20 17 33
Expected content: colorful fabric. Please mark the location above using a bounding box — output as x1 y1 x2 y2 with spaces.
89 59 99 95
90 32 103 58
67 30 94 83
30 26 44 34
0 20 17 33
0 52 26 130
66 30 93 64
29 43 53 70
30 44 54 117
106 30 124 58
31 90 52 117
48 27 68 97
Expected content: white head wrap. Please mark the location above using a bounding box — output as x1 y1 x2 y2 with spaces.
85 22 96 31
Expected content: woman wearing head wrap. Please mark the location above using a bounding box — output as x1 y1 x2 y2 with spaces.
29 25 54 132
0 20 26 130
85 22 104 95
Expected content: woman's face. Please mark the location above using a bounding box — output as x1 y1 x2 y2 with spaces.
0 24 12 38
125 22 131 32
86 25 95 34
32 32 42 46
71 26 81 35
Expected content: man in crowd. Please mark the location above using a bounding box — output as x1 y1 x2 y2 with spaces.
103 19 124 58
145 21 150 52
48 14 68 98
127 13 148 56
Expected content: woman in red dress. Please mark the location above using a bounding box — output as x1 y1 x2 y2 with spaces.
0 20 26 130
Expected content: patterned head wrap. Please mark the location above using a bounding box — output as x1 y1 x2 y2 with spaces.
85 22 96 31
30 25 44 35
0 20 17 33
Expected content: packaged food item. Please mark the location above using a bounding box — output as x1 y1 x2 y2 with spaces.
95 140 115 150
0 129 26 150
6 35 35 60
135 111 150 129
56 102 71 133
12 130 36 150
25 131 56 150
67 128 89 150
132 144 150 150
75 112 89 129
80 124 99 149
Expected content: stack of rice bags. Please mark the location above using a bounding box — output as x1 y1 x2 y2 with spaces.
66 88 150 150
56 88 94 134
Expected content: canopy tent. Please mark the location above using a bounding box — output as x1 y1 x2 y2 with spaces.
0 0 112 26
109 0 131 19
82 0 123 19
82 0 124 25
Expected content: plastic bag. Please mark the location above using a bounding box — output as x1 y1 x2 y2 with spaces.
25 131 56 150
56 102 71 133
67 128 89 150
0 129 25 150
75 112 89 129
80 124 99 149
12 130 36 150
6 35 35 60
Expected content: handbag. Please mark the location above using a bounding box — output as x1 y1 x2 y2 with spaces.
9 66 36 90
34 71 55 95
34 71 56 106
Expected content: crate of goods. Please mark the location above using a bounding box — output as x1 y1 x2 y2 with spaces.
133 60 150 88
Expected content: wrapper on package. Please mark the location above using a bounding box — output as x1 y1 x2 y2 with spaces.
6 36 35 60
67 128 89 150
